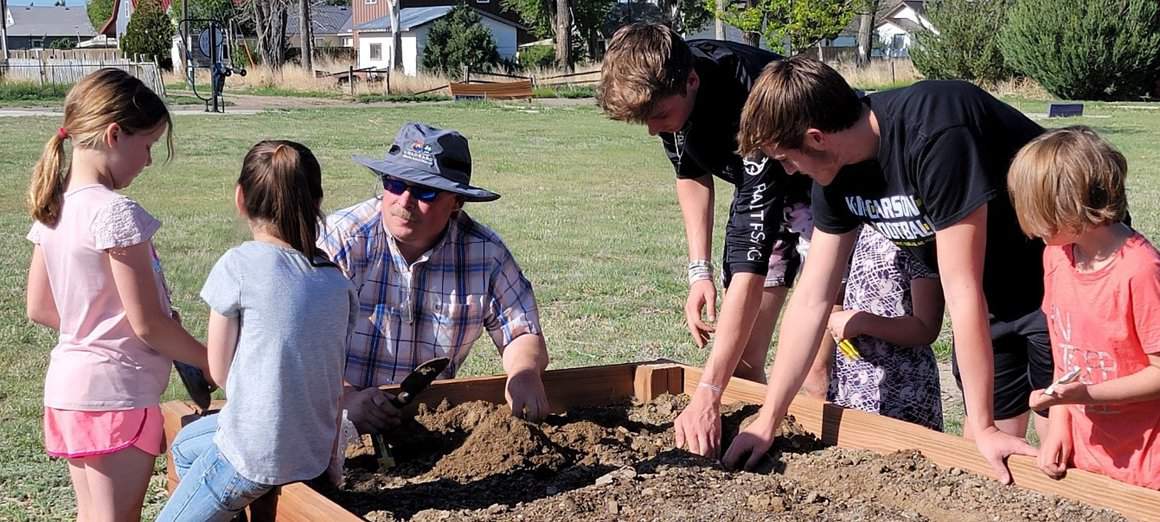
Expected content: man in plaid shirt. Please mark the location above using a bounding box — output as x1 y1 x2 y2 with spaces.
320 123 550 435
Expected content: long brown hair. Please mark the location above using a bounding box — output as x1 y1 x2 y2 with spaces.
238 140 327 263
28 68 174 226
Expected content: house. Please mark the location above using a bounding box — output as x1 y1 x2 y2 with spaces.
821 0 932 58
287 5 354 49
350 0 527 76
2 4 95 49
873 0 932 56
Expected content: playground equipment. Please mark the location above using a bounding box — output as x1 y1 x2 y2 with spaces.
177 17 245 113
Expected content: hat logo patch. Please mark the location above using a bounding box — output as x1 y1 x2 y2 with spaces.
402 142 436 167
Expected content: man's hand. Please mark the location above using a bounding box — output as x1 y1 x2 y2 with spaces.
1037 422 1072 480
505 369 550 421
342 387 402 434
722 410 779 470
973 425 1039 485
1029 383 1090 410
685 279 717 347
826 309 866 340
674 388 722 457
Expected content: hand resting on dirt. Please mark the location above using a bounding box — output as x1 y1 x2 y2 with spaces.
722 410 778 470
343 386 403 434
501 332 550 421
505 369 549 421
674 387 723 458
973 426 1038 485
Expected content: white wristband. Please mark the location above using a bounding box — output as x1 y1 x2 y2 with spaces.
687 259 714 285
697 381 723 396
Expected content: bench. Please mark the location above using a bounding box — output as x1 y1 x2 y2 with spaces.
448 80 533 102
1048 102 1084 118
315 67 387 86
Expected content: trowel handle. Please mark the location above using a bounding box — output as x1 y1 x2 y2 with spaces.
389 392 410 409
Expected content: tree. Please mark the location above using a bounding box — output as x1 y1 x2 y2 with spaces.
422 4 500 75
121 0 175 68
171 0 236 23
298 0 313 71
387 0 402 71
238 0 290 68
710 0 853 52
503 0 611 63
656 0 711 35
555 0 571 70
999 0 1160 100
908 0 1012 82
853 0 876 66
87 0 115 31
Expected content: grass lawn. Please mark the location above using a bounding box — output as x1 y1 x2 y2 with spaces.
1 99 1158 519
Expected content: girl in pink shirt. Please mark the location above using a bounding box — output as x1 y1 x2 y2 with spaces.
1008 126 1160 489
25 69 211 520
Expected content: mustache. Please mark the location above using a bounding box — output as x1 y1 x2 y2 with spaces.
389 206 417 222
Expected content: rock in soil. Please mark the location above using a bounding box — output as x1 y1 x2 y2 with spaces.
316 394 1125 522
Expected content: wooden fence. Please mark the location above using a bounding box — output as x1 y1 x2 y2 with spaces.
8 48 127 61
1 57 166 96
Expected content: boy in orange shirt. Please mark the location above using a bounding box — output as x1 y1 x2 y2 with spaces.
1008 126 1160 488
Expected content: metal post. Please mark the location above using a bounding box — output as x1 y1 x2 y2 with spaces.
348 65 353 96
210 25 219 113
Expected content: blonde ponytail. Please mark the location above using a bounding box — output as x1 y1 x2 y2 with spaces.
28 134 69 226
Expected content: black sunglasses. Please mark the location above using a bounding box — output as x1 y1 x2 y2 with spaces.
382 177 442 202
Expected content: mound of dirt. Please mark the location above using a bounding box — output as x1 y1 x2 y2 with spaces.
426 404 567 481
320 395 1125 522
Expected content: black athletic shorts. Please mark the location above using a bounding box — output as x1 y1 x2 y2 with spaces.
951 309 1054 420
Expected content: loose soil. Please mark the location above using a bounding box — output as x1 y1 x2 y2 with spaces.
316 395 1125 521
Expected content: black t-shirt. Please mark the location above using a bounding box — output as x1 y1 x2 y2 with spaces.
659 40 812 276
812 80 1045 321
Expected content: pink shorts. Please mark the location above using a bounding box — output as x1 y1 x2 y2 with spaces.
43 405 164 459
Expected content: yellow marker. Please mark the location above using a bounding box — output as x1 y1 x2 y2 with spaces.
837 338 861 360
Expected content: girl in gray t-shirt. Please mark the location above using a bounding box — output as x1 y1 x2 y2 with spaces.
158 141 357 521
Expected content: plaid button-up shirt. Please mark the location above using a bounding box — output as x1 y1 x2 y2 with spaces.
319 197 542 388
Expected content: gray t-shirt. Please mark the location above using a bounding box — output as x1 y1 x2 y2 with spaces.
200 241 357 485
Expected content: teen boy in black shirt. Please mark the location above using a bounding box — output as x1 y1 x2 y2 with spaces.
598 24 814 458
722 57 1048 485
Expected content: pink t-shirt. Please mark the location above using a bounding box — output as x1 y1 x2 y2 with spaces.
28 184 173 411
1043 232 1160 489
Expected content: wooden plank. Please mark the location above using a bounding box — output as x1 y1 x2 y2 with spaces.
633 363 685 402
681 366 1160 521
448 80 533 100
262 483 363 522
376 360 645 414
160 361 657 520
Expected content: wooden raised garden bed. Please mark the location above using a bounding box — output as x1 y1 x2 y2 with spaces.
161 361 1160 521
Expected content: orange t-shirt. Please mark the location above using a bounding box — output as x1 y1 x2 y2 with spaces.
1043 233 1160 489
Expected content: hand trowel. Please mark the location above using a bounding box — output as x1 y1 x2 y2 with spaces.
371 357 450 468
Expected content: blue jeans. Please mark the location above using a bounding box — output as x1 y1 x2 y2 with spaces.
157 415 273 522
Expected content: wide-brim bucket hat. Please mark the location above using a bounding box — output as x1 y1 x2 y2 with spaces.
353 122 500 202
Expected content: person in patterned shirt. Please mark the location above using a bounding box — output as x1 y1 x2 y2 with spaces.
319 122 550 435
826 226 944 431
